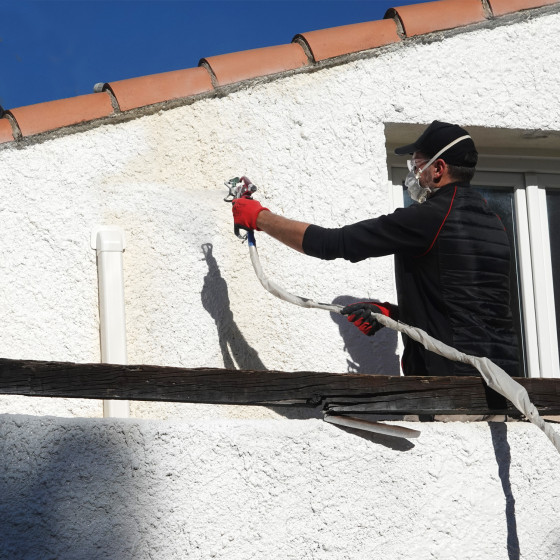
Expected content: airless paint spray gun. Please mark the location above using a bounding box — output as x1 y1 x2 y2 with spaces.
224 176 258 240
225 176 560 451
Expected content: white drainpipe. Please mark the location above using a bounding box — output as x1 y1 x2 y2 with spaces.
91 226 129 418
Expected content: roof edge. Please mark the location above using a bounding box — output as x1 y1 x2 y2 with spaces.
1 0 559 148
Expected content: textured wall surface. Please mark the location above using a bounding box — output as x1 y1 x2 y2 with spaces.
1 12 559 418
1 414 559 560
1 12 559 559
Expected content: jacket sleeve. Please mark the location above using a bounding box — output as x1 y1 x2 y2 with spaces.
302 199 450 262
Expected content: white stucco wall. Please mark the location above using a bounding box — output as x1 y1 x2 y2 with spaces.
1 11 560 559
1 12 559 418
1 415 559 560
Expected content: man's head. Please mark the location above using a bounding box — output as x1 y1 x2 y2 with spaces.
396 121 478 188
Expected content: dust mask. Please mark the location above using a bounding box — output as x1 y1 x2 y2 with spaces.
404 169 430 203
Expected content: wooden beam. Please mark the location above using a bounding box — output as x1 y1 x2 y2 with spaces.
0 358 559 414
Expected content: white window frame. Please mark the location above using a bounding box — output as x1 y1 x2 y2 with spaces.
388 156 560 379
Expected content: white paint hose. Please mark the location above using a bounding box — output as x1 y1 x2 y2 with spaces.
246 231 560 453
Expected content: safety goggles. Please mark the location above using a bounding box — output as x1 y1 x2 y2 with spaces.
407 159 428 173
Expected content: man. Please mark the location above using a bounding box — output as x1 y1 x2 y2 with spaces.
232 121 519 377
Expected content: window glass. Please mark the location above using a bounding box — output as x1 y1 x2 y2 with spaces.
546 190 560 357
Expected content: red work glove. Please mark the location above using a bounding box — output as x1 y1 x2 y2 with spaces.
232 197 270 231
341 302 393 336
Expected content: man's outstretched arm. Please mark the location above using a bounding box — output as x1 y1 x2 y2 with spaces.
256 211 309 253
232 197 310 253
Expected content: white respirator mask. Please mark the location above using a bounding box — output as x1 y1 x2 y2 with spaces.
404 134 471 203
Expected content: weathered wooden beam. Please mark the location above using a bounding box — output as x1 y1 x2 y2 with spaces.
0 358 559 415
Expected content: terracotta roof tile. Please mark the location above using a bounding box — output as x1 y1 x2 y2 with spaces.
0 118 14 144
295 19 400 62
385 0 487 37
488 0 559 16
201 43 309 86
4 2 556 139
105 67 213 112
9 92 114 137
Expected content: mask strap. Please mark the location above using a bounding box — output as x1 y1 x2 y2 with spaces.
419 135 471 174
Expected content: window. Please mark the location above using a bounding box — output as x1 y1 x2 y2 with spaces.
389 156 560 379
548 189 560 357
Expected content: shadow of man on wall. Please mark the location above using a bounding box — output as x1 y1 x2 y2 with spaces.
201 243 266 371
200 243 322 419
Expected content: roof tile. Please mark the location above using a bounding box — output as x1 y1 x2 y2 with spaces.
201 43 309 86
295 19 400 62
106 67 213 112
488 0 559 16
9 92 114 137
0 119 14 144
3 1 555 139
385 0 487 37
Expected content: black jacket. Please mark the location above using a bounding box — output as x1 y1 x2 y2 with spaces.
302 182 519 376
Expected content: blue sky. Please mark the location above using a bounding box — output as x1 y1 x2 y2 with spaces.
1 0 430 109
